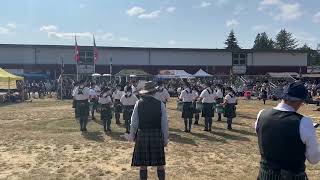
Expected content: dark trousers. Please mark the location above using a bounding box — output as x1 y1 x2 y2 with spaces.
79 116 88 131
217 113 222 121
205 117 213 130
115 113 121 124
184 118 192 131
125 119 131 133
227 118 233 129
102 118 111 131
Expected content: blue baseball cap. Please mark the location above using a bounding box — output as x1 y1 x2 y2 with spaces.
282 82 308 101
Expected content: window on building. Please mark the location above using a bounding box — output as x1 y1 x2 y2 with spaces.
79 50 94 65
233 53 247 66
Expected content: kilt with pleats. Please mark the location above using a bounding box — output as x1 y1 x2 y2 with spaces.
181 102 194 119
201 103 214 118
131 129 166 167
114 99 122 113
257 167 308 180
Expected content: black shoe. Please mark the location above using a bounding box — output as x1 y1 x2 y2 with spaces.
208 128 212 132
107 128 112 132
217 119 221 121
83 128 88 132
184 129 188 132
204 128 208 132
227 126 232 130
92 117 96 120
194 121 199 125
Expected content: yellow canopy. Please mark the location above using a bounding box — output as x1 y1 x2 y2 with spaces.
0 68 24 89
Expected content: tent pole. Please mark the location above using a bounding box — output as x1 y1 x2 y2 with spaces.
8 77 10 103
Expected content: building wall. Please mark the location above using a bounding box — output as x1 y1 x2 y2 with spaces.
96 48 149 65
0 46 35 64
251 52 307 66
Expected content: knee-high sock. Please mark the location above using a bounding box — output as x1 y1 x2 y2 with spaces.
188 118 192 130
157 170 165 180
140 170 148 180
184 118 188 130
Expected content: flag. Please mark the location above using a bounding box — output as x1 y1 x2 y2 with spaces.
74 36 80 62
93 35 98 62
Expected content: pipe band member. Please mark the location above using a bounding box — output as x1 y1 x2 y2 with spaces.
223 87 237 130
255 82 320 180
121 87 138 134
215 84 224 121
128 81 169 180
99 87 113 133
155 81 170 105
72 82 79 119
74 80 90 132
113 84 124 124
89 82 100 120
179 82 198 133
199 82 216 132
193 85 201 125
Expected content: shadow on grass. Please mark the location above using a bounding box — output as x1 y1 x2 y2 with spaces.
190 132 226 143
169 128 197 146
230 128 257 137
105 131 127 142
82 131 105 142
237 113 256 120
209 131 250 141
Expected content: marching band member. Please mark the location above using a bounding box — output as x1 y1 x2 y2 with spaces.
215 84 224 121
72 82 79 119
154 81 170 105
121 87 139 133
199 82 216 132
98 87 113 133
89 83 99 120
112 84 124 124
193 85 202 125
179 82 197 133
256 82 320 179
222 87 237 130
74 80 90 132
128 81 169 180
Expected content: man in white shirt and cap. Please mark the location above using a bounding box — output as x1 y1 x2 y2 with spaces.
73 80 90 132
256 82 320 179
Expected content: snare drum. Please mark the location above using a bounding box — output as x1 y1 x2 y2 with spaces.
196 101 203 111
216 104 224 114
177 101 183 111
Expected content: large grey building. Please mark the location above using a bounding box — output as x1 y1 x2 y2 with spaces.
0 44 308 78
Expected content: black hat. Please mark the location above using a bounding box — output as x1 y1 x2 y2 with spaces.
282 82 307 101
139 81 157 94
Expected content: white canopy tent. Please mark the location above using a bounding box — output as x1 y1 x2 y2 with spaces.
193 69 212 77
157 70 194 79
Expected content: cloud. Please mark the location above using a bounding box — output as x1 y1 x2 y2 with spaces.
258 0 303 21
47 32 92 39
293 31 318 44
138 10 161 19
168 40 176 45
226 19 240 28
79 3 86 9
200 1 211 8
7 23 17 29
40 25 58 32
126 6 146 16
313 12 320 23
0 27 10 34
166 7 176 13
216 0 229 7
233 5 246 15
252 25 269 32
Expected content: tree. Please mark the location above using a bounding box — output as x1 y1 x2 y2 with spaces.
253 32 274 50
275 29 298 50
224 30 240 50
298 43 312 51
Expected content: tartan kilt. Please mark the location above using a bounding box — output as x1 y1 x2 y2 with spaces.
257 167 308 180
76 100 89 117
182 102 194 119
91 98 98 110
123 105 134 120
224 104 236 118
114 99 122 113
202 103 214 118
100 104 112 120
132 129 166 167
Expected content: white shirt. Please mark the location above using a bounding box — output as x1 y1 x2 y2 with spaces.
120 93 139 106
255 102 320 164
200 88 216 103
155 88 170 102
74 86 90 100
112 90 124 100
89 88 98 99
72 86 79 97
216 89 223 99
98 93 112 104
224 93 237 104
129 98 169 145
179 88 197 102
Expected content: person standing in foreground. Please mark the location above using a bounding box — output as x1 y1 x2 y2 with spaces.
215 84 224 121
256 82 320 180
199 82 216 132
121 87 139 134
113 84 123 124
222 87 237 130
128 81 169 180
98 87 113 133
74 80 90 132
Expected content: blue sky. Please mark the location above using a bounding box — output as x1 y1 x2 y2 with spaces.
0 0 319 49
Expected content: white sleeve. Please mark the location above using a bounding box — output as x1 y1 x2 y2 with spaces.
255 110 264 134
161 102 169 145
120 95 125 104
129 102 139 139
300 117 320 164
179 91 184 99
199 90 206 98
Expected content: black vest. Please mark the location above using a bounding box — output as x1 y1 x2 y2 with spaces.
138 96 162 129
257 109 306 173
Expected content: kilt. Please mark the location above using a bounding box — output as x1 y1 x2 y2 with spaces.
72 100 76 108
182 102 194 119
202 103 214 118
123 105 134 120
114 99 122 113
76 100 89 117
216 98 223 104
258 167 308 180
224 104 236 118
100 104 112 120
91 98 98 110
132 129 166 167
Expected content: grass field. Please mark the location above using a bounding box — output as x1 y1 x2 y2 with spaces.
0 98 319 180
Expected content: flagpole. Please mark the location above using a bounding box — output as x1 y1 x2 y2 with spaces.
110 57 112 81
60 56 63 100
